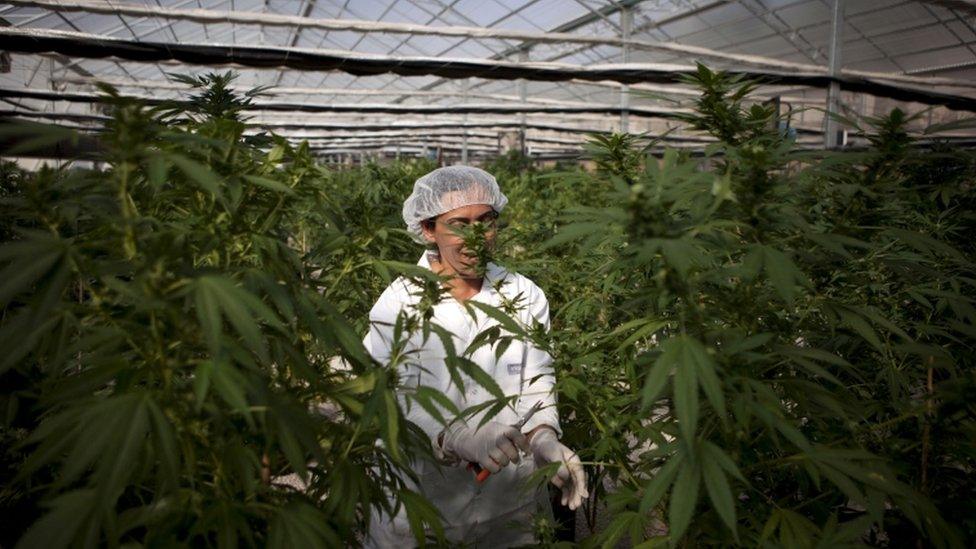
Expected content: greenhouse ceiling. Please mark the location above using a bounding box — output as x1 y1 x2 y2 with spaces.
1 0 975 157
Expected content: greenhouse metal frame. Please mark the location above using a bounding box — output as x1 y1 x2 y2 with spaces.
0 0 975 162
3 2 976 548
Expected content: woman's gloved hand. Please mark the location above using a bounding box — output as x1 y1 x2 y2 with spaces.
529 428 588 510
440 421 530 473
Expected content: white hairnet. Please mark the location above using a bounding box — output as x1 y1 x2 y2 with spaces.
402 165 508 243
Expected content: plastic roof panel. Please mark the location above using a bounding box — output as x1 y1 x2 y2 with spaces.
898 44 976 71
849 3 940 36
518 0 585 29
1 0 974 153
947 20 976 42
869 25 962 58
839 41 886 65
667 25 737 50
657 14 712 37
847 57 901 72
348 0 391 22
733 34 797 57
720 11 781 41
453 0 512 27
696 1 753 27
775 1 831 29
378 0 413 22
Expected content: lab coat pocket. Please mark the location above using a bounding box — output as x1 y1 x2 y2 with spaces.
495 340 528 398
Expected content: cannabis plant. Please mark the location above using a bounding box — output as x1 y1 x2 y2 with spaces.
0 74 439 547
4 66 973 549
542 65 974 547
300 158 435 327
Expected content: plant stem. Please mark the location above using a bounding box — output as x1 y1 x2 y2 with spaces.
919 355 935 494
915 358 936 549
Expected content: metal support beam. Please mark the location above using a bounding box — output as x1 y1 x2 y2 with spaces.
620 6 632 133
403 0 646 101
519 49 528 155
0 15 95 80
825 0 844 149
917 0 976 18
461 79 469 163
739 0 820 64
443 0 730 102
275 0 317 87
9 0 971 87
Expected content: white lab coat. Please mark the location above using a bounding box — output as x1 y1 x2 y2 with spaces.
363 254 560 548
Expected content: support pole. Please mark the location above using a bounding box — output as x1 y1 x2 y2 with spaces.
461 79 469 164
825 0 844 149
518 49 528 156
620 6 632 133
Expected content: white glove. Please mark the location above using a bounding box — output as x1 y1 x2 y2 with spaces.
530 428 588 510
440 421 530 473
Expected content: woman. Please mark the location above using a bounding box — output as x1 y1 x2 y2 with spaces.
364 166 586 547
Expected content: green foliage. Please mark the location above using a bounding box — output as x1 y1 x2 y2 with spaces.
3 65 975 548
0 74 436 547
485 149 535 180
301 158 433 327
584 133 645 179
543 65 975 547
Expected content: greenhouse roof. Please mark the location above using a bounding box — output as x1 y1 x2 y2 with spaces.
1 0 975 157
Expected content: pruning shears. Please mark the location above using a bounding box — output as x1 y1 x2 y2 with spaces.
467 400 544 484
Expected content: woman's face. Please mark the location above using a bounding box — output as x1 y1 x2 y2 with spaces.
421 203 498 280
